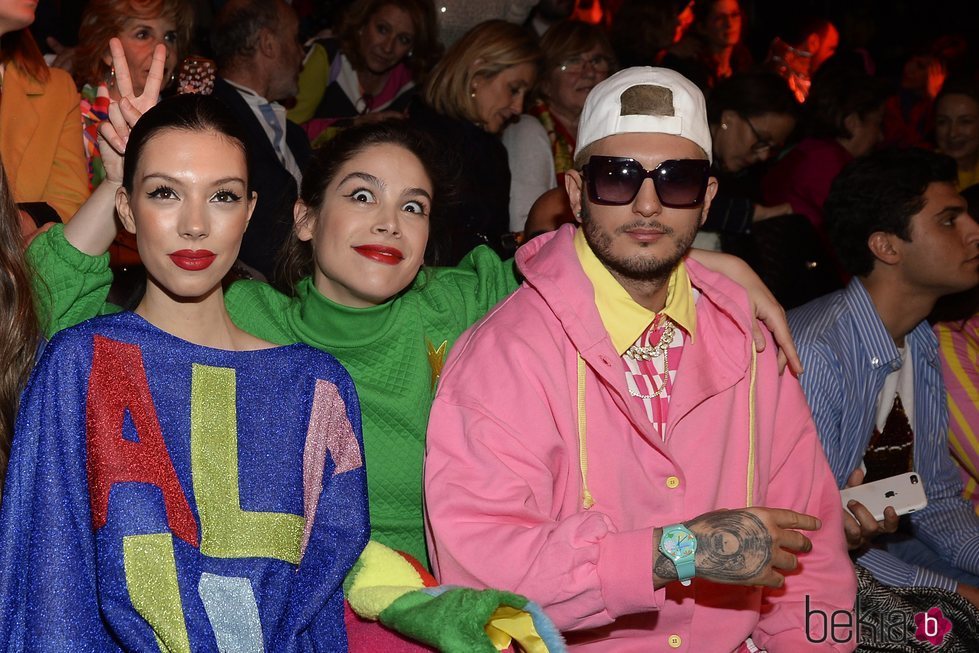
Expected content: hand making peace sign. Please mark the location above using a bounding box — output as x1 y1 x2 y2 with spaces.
97 37 169 185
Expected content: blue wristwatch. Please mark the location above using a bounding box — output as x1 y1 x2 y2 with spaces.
659 524 697 586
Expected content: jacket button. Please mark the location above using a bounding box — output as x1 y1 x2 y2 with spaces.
668 634 682 648
666 476 680 489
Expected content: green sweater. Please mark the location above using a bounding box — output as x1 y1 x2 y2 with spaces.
29 225 519 566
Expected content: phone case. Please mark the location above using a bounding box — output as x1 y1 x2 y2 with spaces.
840 472 928 521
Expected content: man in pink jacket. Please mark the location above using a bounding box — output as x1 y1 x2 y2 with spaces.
424 67 857 651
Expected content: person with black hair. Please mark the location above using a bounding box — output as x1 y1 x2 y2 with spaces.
699 71 799 239
789 148 979 609
0 48 369 648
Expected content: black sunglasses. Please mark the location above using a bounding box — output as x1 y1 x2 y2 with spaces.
582 156 710 207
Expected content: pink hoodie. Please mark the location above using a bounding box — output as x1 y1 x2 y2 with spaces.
425 225 857 652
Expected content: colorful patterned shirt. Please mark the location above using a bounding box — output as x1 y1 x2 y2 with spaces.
936 316 979 514
0 312 369 650
79 82 110 190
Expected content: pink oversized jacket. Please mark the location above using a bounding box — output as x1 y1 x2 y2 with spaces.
425 225 857 652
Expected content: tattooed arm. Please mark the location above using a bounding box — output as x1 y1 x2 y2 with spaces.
652 508 819 589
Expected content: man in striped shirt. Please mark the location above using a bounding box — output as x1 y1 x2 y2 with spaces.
789 147 979 608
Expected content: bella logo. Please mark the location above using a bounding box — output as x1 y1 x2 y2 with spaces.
805 596 954 646
913 607 952 646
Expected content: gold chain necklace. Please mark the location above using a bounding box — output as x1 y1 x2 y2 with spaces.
624 319 676 399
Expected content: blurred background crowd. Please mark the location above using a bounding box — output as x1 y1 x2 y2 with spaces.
10 0 979 310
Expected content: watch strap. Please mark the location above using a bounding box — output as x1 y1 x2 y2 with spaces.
659 523 696 586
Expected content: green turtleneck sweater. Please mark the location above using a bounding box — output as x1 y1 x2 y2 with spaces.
29 225 519 566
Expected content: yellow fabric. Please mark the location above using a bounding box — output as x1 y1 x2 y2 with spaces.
122 533 191 653
746 346 757 507
936 323 979 514
573 228 696 354
0 63 89 220
287 42 330 125
346 540 424 619
576 354 594 509
426 338 448 391
484 606 547 653
350 586 419 619
956 159 979 190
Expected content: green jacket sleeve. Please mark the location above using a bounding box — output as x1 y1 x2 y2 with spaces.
438 245 520 325
223 280 301 345
27 224 119 339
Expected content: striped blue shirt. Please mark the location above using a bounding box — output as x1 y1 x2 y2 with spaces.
789 278 979 591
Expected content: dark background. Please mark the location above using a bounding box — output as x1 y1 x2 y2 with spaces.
32 0 979 83
746 0 979 80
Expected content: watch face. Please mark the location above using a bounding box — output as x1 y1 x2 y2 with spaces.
663 531 696 558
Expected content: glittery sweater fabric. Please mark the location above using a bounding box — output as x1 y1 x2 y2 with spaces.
26 225 518 568
0 311 369 651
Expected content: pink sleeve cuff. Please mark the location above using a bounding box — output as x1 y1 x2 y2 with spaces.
596 527 665 618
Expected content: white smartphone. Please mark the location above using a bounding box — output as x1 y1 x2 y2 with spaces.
840 472 928 521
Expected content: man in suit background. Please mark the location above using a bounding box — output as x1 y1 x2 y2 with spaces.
211 0 309 281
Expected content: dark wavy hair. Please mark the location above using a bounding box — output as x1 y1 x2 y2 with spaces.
609 0 677 67
825 147 958 277
805 65 891 141
276 121 450 293
336 0 442 80
0 162 40 493
122 94 252 195
211 0 280 71
707 71 799 125
936 76 979 111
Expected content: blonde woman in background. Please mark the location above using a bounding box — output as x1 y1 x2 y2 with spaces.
408 19 541 263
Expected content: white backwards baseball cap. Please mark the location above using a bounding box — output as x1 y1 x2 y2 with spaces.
575 67 712 164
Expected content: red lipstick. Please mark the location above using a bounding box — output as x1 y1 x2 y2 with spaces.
353 244 404 265
169 249 216 271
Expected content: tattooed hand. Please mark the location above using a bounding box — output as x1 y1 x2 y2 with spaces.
654 508 820 588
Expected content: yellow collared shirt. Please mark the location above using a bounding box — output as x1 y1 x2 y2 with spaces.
574 228 697 354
